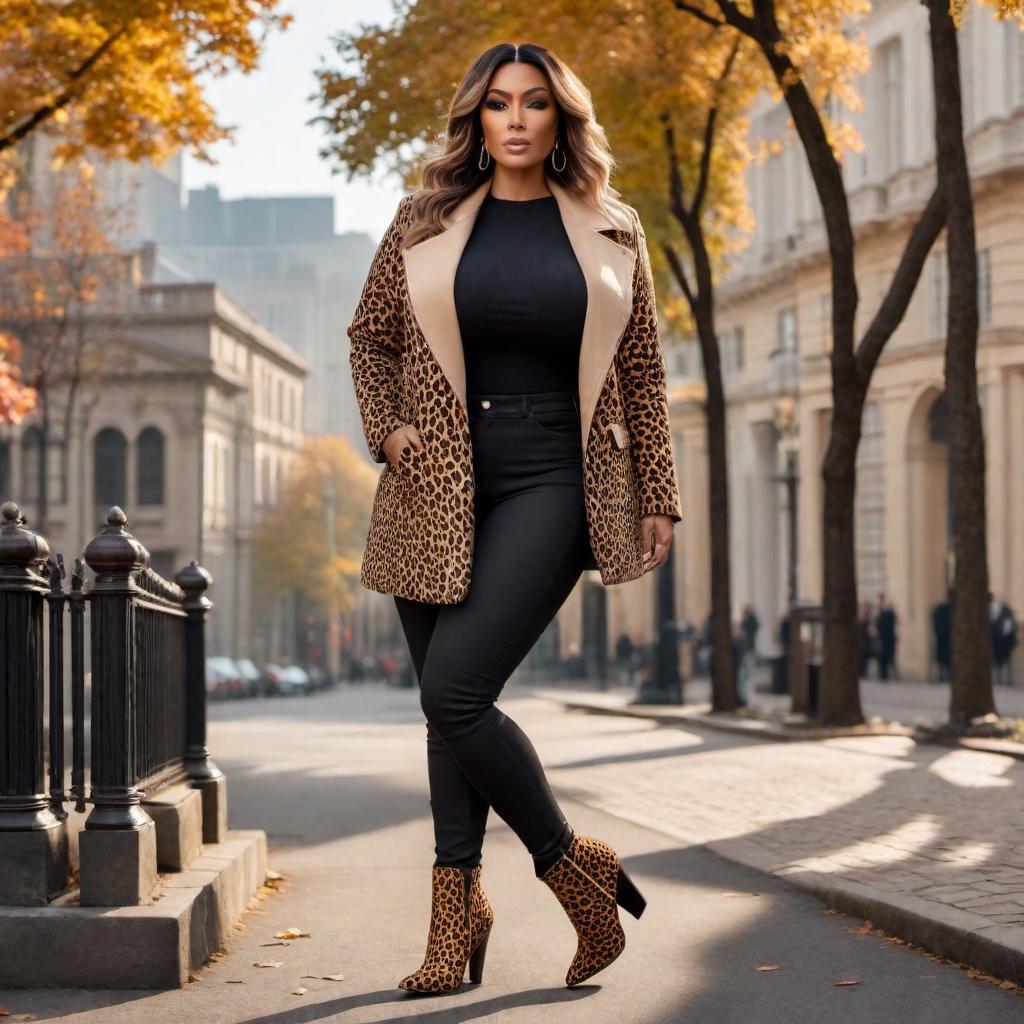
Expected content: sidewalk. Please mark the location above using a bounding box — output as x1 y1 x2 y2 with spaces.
531 680 1024 988
5 683 1024 1021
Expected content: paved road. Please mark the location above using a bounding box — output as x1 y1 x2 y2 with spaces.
3 682 1021 1022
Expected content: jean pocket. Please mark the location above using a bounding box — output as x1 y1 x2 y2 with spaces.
528 407 580 439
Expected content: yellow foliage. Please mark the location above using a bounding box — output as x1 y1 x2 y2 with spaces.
252 437 379 614
0 1 291 162
315 0 867 318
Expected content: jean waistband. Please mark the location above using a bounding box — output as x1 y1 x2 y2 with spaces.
467 390 579 416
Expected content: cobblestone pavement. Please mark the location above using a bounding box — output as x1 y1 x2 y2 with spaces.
530 682 1024 975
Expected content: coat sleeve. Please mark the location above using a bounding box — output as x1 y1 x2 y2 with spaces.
347 195 413 464
614 207 683 523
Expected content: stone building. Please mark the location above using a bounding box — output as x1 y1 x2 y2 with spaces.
0 250 309 664
665 0 1024 681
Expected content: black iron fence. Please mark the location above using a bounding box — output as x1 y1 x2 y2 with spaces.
0 501 219 906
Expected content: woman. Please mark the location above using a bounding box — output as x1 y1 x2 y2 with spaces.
347 41 682 994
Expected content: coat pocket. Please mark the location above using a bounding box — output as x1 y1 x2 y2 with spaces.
604 422 629 450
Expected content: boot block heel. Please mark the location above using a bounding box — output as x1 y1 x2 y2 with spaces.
615 863 646 919
468 925 491 984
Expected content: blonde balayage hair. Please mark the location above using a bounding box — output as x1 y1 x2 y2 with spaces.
402 42 629 250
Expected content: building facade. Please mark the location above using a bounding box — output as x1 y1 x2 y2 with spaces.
0 256 309 664
666 0 1024 681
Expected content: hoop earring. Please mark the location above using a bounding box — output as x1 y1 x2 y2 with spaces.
550 136 567 173
478 139 491 171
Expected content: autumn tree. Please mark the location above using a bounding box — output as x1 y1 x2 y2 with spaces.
316 0 853 708
671 0 952 726
0 333 36 425
0 0 290 163
926 0 1023 728
252 437 379 662
0 160 130 531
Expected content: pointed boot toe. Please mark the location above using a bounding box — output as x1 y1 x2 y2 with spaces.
540 834 646 988
398 863 495 994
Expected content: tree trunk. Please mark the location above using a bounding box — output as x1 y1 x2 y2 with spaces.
694 300 738 711
819 383 867 725
926 0 994 726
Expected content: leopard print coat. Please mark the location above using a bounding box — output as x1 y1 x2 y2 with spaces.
348 175 682 605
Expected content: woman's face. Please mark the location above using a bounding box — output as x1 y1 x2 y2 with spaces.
478 60 559 171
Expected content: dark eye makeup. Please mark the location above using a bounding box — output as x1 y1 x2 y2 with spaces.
485 99 549 111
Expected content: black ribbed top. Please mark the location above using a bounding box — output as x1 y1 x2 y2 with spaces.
454 192 587 394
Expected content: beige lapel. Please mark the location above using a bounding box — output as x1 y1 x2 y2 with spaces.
401 173 636 449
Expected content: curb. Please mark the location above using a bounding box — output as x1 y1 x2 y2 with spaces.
532 688 1024 761
535 689 1024 987
0 829 267 989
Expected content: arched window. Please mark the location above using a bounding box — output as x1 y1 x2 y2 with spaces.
927 392 949 445
94 427 127 508
21 425 66 505
137 426 165 506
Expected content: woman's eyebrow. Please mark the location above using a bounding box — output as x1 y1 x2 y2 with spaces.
486 86 550 98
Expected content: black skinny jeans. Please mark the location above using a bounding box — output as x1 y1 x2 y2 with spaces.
394 389 594 877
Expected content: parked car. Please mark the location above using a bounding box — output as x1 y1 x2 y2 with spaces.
206 656 245 699
279 665 313 697
263 663 312 697
233 658 263 697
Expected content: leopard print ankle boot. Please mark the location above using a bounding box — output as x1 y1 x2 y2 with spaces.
398 864 495 993
540 834 647 987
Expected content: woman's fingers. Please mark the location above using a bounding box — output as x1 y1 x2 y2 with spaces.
640 515 673 572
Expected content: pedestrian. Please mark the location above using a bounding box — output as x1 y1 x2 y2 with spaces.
933 594 952 682
875 593 898 681
733 620 749 706
615 631 635 686
739 604 759 701
347 43 682 994
857 602 874 680
990 592 1018 687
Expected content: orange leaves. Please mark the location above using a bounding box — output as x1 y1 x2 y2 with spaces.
0 0 290 162
251 436 379 614
0 332 36 424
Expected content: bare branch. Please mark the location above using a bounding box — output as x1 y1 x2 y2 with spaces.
662 241 697 310
712 0 758 37
692 37 742 217
0 27 128 154
855 186 947 383
672 0 727 28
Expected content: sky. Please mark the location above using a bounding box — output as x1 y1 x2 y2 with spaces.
182 1 399 239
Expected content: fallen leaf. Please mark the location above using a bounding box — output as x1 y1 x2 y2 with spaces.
274 927 311 940
834 978 862 986
253 960 284 969
756 964 781 972
322 973 345 981
1000 981 1017 990
266 869 284 881
260 941 290 947
292 987 308 996
226 980 244 984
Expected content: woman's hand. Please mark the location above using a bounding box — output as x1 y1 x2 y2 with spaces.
383 424 424 468
639 514 675 573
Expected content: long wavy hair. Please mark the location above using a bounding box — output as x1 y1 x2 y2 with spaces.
402 42 629 249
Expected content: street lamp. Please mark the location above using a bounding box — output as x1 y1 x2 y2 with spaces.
772 395 799 611
771 394 802 710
